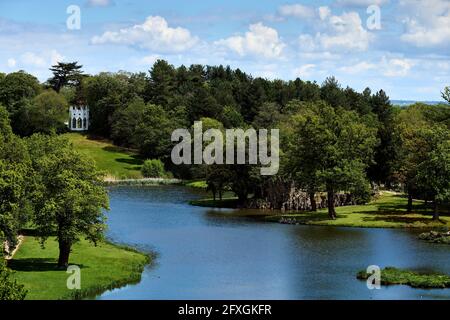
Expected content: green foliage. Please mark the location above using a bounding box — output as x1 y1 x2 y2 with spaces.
141 159 166 178
0 105 32 248
367 90 397 184
14 90 69 136
442 86 450 104
84 72 133 136
147 59 176 106
132 103 177 160
285 101 378 218
0 261 27 300
0 71 41 115
47 62 84 93
415 126 450 219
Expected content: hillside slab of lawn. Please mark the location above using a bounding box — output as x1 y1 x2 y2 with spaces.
64 133 144 179
9 236 150 300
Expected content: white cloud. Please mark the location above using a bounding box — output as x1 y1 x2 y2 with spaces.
318 6 331 20
298 11 373 52
214 23 285 59
382 57 414 77
139 54 160 65
21 52 46 67
339 57 414 77
86 0 113 7
400 0 450 47
278 4 316 19
7 58 16 68
340 61 376 74
50 50 65 65
294 64 316 78
91 16 199 53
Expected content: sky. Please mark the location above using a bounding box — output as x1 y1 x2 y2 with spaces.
0 0 449 101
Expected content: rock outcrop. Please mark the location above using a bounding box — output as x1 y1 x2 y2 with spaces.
245 178 355 211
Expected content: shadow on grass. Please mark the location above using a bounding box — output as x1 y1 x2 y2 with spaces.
20 229 57 237
115 157 143 166
8 258 87 272
361 215 444 225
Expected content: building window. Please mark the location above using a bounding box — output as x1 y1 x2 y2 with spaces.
72 117 77 129
77 118 82 129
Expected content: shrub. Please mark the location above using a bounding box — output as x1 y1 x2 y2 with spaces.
141 159 165 178
0 262 27 300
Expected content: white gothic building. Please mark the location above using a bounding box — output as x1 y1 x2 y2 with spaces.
69 106 89 131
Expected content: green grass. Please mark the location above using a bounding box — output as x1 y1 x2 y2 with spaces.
8 236 150 300
64 133 144 179
265 192 450 228
191 191 450 229
357 267 450 288
185 180 208 189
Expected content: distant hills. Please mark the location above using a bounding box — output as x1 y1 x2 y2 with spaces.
391 100 444 107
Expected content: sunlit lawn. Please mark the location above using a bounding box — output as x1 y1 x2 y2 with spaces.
9 235 150 300
64 133 144 179
267 192 450 228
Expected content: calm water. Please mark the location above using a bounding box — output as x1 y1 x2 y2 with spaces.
99 186 450 300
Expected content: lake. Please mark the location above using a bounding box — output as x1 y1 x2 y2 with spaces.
98 185 450 300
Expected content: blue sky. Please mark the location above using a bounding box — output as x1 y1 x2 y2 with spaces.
0 0 449 100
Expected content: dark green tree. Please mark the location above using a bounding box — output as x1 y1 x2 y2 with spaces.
47 62 84 93
27 135 109 267
286 102 378 219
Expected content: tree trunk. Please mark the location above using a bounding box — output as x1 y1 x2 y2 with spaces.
309 192 317 212
219 189 223 201
58 239 72 268
327 188 336 220
433 199 439 221
407 193 413 213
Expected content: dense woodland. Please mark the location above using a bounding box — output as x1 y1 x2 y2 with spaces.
0 61 450 298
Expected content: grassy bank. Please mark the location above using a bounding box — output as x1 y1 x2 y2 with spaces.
357 267 450 288
191 191 450 229
266 192 450 228
64 133 144 179
9 236 150 300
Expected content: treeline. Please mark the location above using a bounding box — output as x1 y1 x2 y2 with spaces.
0 61 449 219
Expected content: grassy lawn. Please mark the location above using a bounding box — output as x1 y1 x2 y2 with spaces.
266 192 450 228
64 133 144 179
9 236 150 300
193 191 450 229
357 267 450 288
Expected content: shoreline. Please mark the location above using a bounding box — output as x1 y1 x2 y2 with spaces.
103 177 183 186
